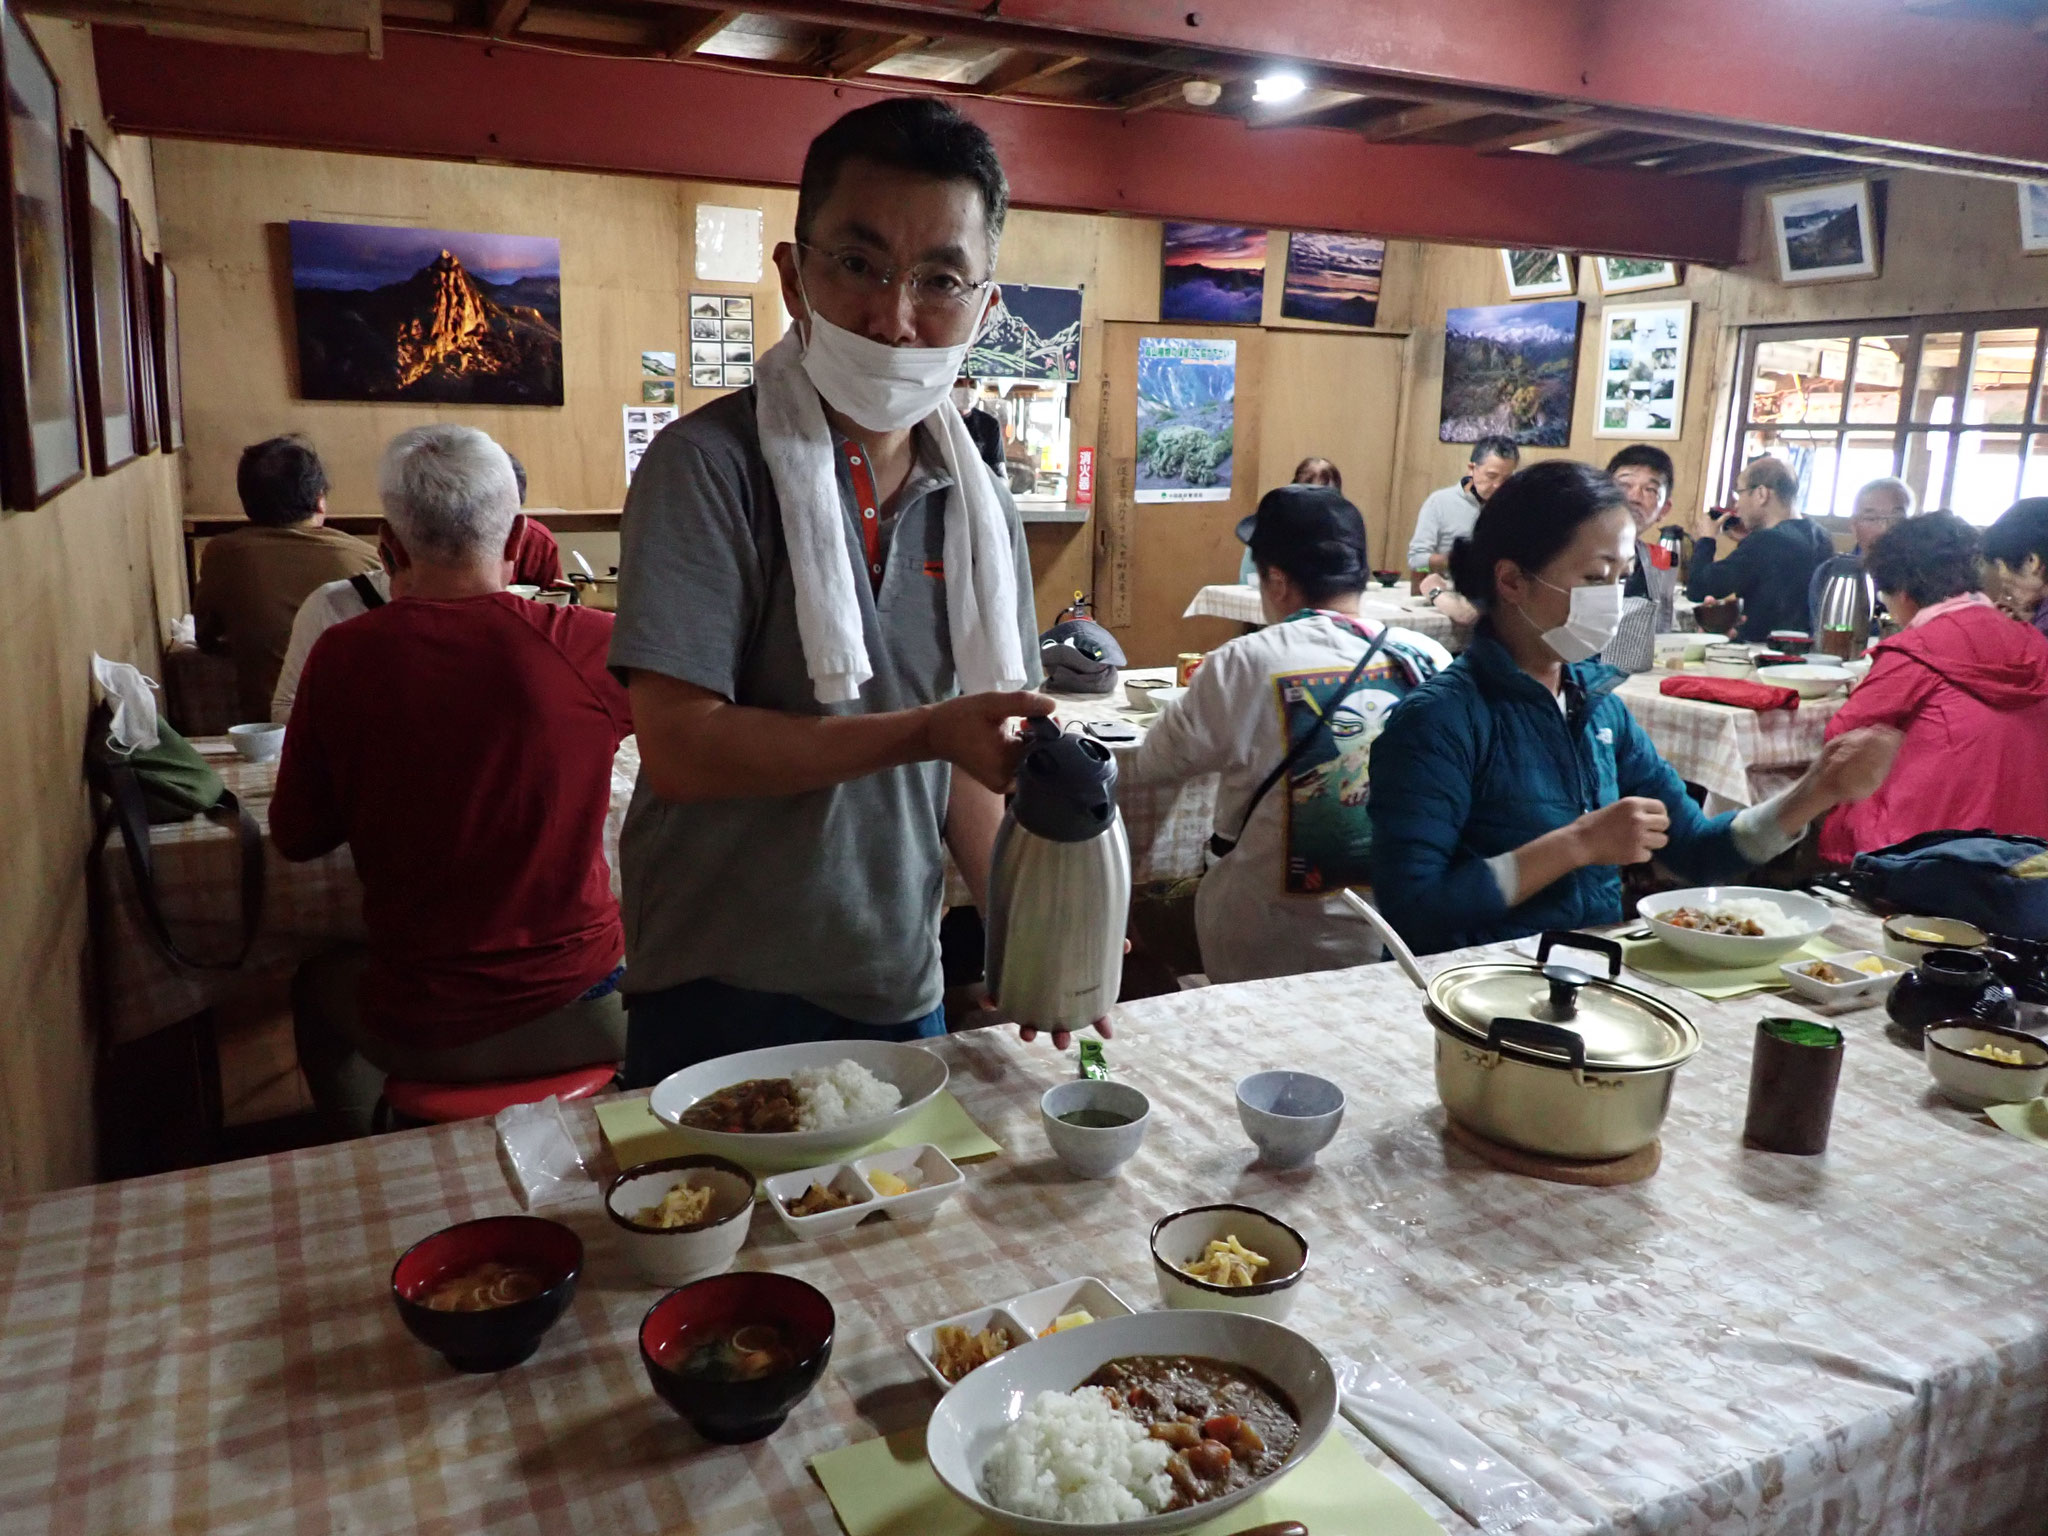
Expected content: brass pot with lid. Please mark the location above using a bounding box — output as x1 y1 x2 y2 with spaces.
1425 932 1699 1161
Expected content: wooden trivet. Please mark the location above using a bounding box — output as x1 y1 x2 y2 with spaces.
1446 1119 1661 1186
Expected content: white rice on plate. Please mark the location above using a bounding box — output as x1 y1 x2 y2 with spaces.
980 1388 1173 1521
791 1060 903 1130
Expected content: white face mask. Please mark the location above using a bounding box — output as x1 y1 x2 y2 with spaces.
795 274 983 433
951 386 975 412
1525 575 1625 663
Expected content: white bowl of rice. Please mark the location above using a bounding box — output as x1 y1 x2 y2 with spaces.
1638 886 1833 967
928 1309 1336 1535
646 1040 948 1172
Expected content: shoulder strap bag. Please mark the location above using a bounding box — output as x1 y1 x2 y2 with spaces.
86 704 266 971
347 573 387 610
1208 624 1390 860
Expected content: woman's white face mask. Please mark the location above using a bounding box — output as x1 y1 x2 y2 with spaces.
796 272 987 433
1522 574 1626 663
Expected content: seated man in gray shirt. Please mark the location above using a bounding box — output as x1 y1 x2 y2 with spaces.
609 98 1064 1086
1407 435 1518 575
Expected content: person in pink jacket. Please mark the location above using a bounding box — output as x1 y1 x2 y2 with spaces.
1820 511 2048 864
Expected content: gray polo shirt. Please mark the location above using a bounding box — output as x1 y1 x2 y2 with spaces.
608 389 1041 1024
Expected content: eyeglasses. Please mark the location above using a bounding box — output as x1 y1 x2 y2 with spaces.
797 241 992 316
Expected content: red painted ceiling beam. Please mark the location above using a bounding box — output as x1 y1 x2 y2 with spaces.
786 0 2048 175
92 27 1743 263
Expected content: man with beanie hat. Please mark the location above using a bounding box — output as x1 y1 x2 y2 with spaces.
1124 485 1452 983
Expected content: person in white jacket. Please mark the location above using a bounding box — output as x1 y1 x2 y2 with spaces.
1128 484 1452 984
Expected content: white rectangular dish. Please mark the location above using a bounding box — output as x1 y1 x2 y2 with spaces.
905 1275 1136 1390
762 1143 963 1241
1779 948 1907 1009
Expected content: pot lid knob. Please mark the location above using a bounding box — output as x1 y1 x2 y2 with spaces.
1541 963 1589 1021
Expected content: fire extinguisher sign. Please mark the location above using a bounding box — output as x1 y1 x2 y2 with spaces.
1075 446 1095 506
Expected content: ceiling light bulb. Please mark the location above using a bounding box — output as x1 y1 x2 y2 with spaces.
1253 72 1306 104
1181 79 1223 107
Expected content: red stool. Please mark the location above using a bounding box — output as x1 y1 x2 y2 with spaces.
376 1064 619 1130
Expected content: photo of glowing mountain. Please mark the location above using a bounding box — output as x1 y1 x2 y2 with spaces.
1281 233 1386 327
1160 223 1267 324
288 221 563 404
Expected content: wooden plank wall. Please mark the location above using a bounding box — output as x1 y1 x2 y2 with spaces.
0 21 185 1198
1380 169 2048 566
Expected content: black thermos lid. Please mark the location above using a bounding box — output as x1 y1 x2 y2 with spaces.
1009 717 1119 843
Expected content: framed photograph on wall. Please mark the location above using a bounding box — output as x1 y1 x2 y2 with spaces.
0 8 84 508
1768 179 1879 283
1439 300 1581 447
151 256 183 450
1499 249 1575 299
1160 223 1267 324
1594 256 1681 295
1595 301 1691 441
2021 182 2048 255
66 130 135 475
122 202 158 455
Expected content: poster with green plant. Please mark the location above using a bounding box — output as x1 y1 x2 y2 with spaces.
1136 337 1235 503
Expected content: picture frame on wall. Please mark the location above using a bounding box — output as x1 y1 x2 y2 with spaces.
151 256 183 451
1594 301 1691 441
0 8 85 508
1768 179 1879 284
2021 182 2048 255
1499 248 1575 299
1594 256 1681 295
66 129 135 475
122 202 158 455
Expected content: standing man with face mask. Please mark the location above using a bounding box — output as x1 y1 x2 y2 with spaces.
610 99 1064 1084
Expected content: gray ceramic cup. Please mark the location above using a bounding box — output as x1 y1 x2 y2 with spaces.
1235 1071 1345 1169
1040 1080 1151 1179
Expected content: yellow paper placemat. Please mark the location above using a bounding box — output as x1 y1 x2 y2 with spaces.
1986 1098 2048 1147
811 1424 1443 1536
1620 933 1842 1000
594 1090 1002 1172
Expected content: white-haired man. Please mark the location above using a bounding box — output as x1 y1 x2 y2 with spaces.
273 425 633 1137
1808 476 1916 637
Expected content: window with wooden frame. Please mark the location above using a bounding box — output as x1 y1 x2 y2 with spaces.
1727 311 2048 525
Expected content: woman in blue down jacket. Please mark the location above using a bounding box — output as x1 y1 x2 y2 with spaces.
1367 461 1899 956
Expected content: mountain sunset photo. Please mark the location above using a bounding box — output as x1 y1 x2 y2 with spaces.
288 221 563 405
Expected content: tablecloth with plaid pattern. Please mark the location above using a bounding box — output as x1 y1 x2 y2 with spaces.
12 912 2048 1535
1616 672 1847 811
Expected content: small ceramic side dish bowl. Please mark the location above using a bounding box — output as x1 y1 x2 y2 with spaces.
390 1215 582 1373
1234 1070 1345 1169
605 1154 756 1289
1882 915 1990 965
228 722 286 762
639 1272 835 1442
1124 677 1171 712
1150 1203 1308 1322
848 1144 964 1222
1041 1080 1152 1179
1924 1024 2048 1110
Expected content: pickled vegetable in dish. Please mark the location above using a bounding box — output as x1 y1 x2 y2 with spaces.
1084 1355 1299 1508
867 1168 915 1197
788 1181 855 1217
677 1322 796 1383
680 1077 801 1134
1180 1234 1270 1288
1798 960 1853 984
423 1261 545 1312
931 1322 1014 1382
636 1179 715 1229
1040 1309 1095 1337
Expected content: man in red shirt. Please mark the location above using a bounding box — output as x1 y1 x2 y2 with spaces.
273 425 632 1136
504 451 566 587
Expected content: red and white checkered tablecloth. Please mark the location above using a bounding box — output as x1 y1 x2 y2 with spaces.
1616 672 1847 811
10 915 2048 1536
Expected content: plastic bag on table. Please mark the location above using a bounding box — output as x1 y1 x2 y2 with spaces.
495 1095 593 1210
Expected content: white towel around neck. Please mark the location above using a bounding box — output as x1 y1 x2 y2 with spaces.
754 329 1028 704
